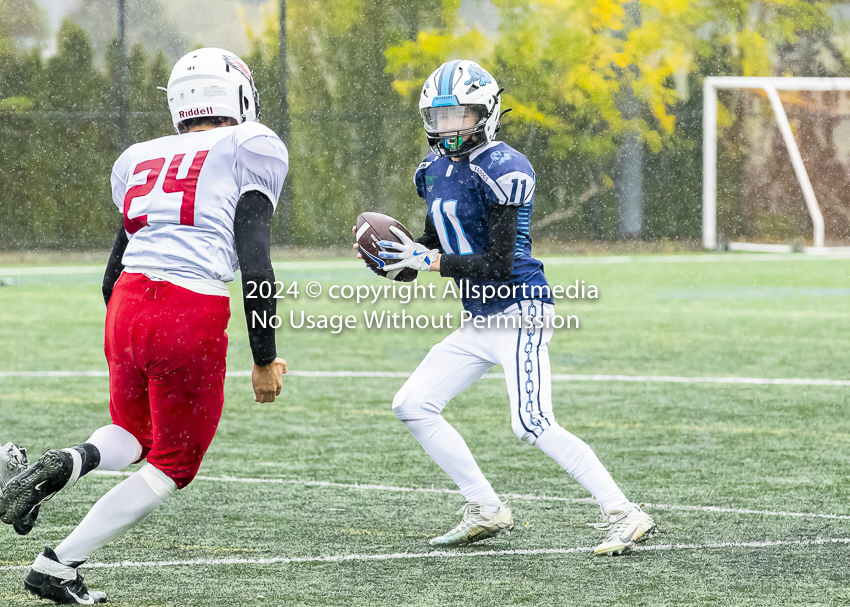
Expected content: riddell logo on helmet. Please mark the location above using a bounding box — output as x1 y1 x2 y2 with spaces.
178 107 214 119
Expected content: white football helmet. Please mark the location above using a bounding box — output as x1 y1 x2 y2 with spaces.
166 47 260 133
418 59 502 157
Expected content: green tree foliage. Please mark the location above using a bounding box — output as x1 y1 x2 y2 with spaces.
386 0 836 240
0 0 45 47
68 0 185 63
0 1 843 250
0 22 171 249
245 0 445 245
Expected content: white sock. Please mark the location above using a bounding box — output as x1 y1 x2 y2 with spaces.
54 465 176 565
534 423 631 514
403 416 501 505
86 425 143 471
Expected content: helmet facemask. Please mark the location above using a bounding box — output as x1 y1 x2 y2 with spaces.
421 104 491 158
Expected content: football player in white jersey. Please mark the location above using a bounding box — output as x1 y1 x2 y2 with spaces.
363 60 656 554
0 48 288 604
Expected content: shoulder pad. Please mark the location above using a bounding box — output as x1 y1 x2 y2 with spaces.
471 143 536 206
416 152 437 174
235 124 288 166
234 121 281 145
413 153 437 190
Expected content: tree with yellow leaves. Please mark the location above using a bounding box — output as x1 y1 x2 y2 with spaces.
386 0 834 239
389 0 831 154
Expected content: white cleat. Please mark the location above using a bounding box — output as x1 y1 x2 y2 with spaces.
591 504 657 556
429 502 514 547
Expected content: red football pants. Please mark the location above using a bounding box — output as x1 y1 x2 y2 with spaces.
104 272 230 489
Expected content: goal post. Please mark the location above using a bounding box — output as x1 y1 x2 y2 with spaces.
702 76 850 252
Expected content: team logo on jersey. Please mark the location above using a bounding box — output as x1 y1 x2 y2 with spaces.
222 54 254 86
464 66 492 88
488 150 513 168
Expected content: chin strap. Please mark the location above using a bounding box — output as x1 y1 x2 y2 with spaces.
494 88 510 134
495 108 512 135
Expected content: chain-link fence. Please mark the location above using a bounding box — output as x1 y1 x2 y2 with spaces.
6 0 844 250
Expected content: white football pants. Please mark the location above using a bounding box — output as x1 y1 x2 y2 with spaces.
393 300 631 513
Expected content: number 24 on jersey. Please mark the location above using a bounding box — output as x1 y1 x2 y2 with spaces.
123 151 209 234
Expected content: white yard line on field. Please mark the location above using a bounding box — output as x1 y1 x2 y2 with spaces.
233 370 412 378
2 369 849 386
90 471 850 521
0 265 106 276
0 370 109 378
546 374 850 387
3 251 850 277
1 538 848 572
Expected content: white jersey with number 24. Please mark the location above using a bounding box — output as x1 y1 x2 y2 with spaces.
110 121 288 283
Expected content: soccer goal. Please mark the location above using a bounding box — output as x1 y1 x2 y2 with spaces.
702 76 850 253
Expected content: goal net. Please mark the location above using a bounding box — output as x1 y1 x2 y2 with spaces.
703 76 850 252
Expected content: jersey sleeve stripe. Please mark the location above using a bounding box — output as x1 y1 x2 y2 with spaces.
471 164 509 203
524 182 537 204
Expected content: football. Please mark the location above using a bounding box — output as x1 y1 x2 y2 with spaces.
355 212 418 282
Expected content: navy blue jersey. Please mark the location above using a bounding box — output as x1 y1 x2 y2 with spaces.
415 141 552 316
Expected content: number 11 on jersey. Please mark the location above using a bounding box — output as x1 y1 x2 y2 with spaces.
430 198 473 255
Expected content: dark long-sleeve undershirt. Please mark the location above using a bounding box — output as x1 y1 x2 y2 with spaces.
415 213 442 251
102 224 128 306
417 203 518 282
101 190 278 367
234 190 277 367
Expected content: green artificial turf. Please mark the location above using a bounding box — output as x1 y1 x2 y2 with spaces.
1 253 849 606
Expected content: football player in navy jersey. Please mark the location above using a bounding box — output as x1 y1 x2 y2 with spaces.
373 60 656 554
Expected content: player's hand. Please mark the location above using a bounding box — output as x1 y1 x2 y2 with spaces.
252 357 287 403
352 225 363 259
378 226 439 272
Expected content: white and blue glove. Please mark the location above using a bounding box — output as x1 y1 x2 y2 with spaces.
378 226 439 272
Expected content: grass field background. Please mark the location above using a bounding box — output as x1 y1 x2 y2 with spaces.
1 253 849 606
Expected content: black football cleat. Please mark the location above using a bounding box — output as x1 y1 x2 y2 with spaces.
13 504 41 535
0 449 74 526
24 547 107 604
